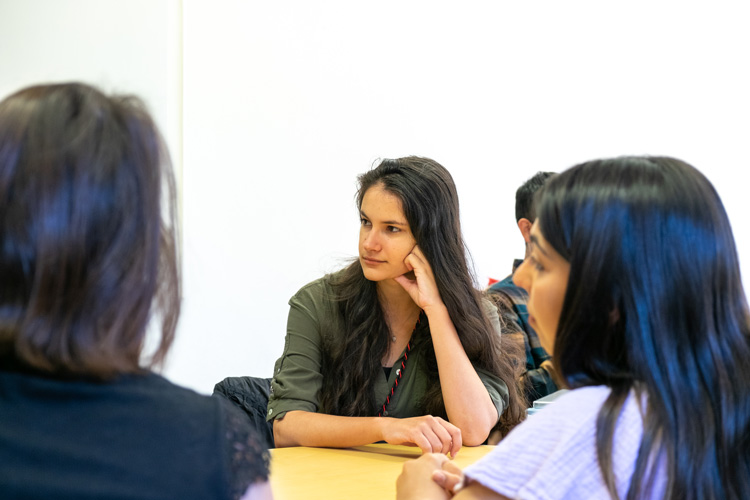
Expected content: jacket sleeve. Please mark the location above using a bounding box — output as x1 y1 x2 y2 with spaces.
266 284 327 422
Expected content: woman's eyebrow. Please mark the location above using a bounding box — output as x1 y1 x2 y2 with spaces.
529 234 551 258
359 210 408 226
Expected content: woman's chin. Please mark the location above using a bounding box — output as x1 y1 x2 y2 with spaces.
360 267 382 282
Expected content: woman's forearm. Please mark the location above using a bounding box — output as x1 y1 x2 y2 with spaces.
273 410 386 448
274 410 462 455
423 304 498 445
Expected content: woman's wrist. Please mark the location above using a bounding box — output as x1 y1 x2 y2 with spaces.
422 302 449 320
375 416 391 442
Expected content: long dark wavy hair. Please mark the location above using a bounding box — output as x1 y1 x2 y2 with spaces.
537 156 750 499
0 83 180 378
319 156 526 436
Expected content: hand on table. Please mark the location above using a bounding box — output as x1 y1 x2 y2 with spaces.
381 415 462 457
397 453 466 500
431 459 465 493
397 453 452 500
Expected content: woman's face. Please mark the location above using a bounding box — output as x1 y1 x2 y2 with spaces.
359 184 417 283
513 222 571 354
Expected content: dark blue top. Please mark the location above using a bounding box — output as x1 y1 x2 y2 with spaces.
0 360 269 499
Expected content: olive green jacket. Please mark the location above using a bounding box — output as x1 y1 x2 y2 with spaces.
267 273 509 422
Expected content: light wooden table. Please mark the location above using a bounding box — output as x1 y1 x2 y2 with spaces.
269 443 495 500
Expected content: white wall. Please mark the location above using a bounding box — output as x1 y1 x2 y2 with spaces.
0 0 182 179
175 1 750 394
2 1 749 395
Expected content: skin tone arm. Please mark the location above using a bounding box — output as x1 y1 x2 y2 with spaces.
396 453 511 500
394 246 499 446
273 410 462 456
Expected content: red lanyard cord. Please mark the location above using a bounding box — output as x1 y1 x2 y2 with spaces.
378 314 421 417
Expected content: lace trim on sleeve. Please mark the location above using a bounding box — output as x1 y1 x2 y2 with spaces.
220 399 271 500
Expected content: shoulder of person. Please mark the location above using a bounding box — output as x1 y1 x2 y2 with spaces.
289 270 343 302
479 295 499 315
135 372 227 413
488 281 528 303
479 296 503 332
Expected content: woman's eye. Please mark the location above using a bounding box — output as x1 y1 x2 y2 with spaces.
529 255 544 272
387 226 401 233
360 218 371 226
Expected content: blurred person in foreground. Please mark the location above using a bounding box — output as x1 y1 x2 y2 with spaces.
397 156 750 499
0 83 271 500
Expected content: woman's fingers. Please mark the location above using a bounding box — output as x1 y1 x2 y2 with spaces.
409 422 445 455
412 432 436 455
397 454 451 500
439 461 466 493
432 469 464 493
397 246 443 309
383 416 462 456
393 274 422 309
431 418 456 455
445 421 462 458
429 416 462 457
404 246 433 280
409 244 427 263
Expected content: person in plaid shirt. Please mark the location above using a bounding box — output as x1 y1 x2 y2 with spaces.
488 172 561 404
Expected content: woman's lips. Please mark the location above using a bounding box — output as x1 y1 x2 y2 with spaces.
361 256 385 265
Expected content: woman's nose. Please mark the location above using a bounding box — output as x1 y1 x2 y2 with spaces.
362 230 380 251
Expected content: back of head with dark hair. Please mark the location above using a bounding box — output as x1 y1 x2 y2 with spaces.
0 82 180 378
321 156 526 435
536 156 750 500
515 171 556 222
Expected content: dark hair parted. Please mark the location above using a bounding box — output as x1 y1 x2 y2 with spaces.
319 156 525 435
537 156 750 500
0 82 180 378
515 171 556 222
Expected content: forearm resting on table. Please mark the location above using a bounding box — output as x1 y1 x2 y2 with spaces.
273 410 462 455
273 410 385 448
425 305 498 445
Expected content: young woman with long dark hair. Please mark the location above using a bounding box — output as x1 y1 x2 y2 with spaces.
0 83 271 500
397 156 750 499
268 156 525 452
